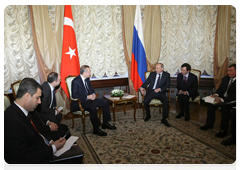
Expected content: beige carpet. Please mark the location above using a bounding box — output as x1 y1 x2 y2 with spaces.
61 108 236 164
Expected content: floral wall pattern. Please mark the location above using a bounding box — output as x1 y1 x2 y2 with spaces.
229 5 238 64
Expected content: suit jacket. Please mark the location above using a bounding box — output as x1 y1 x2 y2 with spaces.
71 75 95 112
28 111 51 134
4 103 53 163
215 76 236 103
141 71 170 95
176 72 199 100
37 81 56 116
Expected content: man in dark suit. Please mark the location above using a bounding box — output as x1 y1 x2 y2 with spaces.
221 108 236 146
140 63 171 127
37 72 62 124
176 63 198 121
200 64 236 138
71 65 116 136
4 78 66 163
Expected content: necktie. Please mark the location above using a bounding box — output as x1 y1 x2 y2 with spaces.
84 79 90 94
184 76 187 84
30 118 50 146
52 89 56 108
155 74 161 89
225 78 233 97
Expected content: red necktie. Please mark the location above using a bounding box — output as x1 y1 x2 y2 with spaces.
184 76 187 84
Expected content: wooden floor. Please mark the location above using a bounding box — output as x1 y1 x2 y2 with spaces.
112 98 223 132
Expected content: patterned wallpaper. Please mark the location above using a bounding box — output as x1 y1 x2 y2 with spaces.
47 5 56 32
230 5 236 65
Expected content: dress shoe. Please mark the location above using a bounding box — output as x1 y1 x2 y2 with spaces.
80 163 85 170
221 136 236 146
200 123 213 130
93 128 107 136
176 112 183 118
215 130 228 138
162 119 171 127
144 114 151 122
102 123 116 130
185 113 190 121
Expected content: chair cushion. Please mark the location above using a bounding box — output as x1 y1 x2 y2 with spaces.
73 110 90 115
149 99 162 105
4 95 11 111
176 95 200 102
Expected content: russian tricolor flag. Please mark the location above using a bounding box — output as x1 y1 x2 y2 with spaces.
131 5 148 92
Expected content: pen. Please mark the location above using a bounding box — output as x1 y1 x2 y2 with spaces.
63 130 70 139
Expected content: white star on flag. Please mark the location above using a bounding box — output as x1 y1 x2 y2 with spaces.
65 47 76 59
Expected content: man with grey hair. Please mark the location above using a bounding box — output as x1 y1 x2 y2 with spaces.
140 63 171 127
71 65 116 136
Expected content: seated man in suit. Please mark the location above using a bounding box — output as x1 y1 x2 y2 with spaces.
4 78 66 163
140 63 171 127
221 108 236 146
176 63 198 121
71 65 116 136
37 72 62 124
200 64 236 138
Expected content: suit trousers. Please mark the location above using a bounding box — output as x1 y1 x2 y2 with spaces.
143 91 169 119
41 113 62 125
82 98 111 129
178 94 190 114
206 104 233 132
44 124 70 141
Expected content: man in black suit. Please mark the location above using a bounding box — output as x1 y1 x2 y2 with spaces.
200 64 236 138
176 63 198 121
71 65 116 136
37 72 62 124
221 108 236 146
140 63 171 127
4 78 66 163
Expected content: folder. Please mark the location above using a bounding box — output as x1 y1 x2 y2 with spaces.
50 144 84 162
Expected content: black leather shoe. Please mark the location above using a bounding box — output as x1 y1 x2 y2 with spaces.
221 136 236 146
176 113 183 118
200 123 213 130
162 119 171 127
215 130 228 138
102 123 116 130
80 163 85 170
93 128 107 136
144 115 151 122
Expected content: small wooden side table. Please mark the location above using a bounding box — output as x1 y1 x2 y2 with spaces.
103 93 137 124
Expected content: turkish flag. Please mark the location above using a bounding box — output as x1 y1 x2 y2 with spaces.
60 5 80 98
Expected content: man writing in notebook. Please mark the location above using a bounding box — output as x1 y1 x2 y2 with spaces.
200 64 236 138
4 78 66 163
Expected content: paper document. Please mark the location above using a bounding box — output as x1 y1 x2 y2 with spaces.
54 136 79 157
122 95 136 99
110 97 120 100
204 96 216 104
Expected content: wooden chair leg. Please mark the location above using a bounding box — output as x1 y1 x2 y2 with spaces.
82 115 85 134
123 104 126 115
71 113 74 129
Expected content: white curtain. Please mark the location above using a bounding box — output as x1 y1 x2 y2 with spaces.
4 5 38 92
159 5 218 75
74 5 127 78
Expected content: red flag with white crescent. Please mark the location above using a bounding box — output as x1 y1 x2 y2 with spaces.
60 5 80 98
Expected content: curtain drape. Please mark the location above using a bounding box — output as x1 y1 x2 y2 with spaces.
159 5 218 75
30 5 70 114
74 5 127 78
213 5 231 90
4 5 38 93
